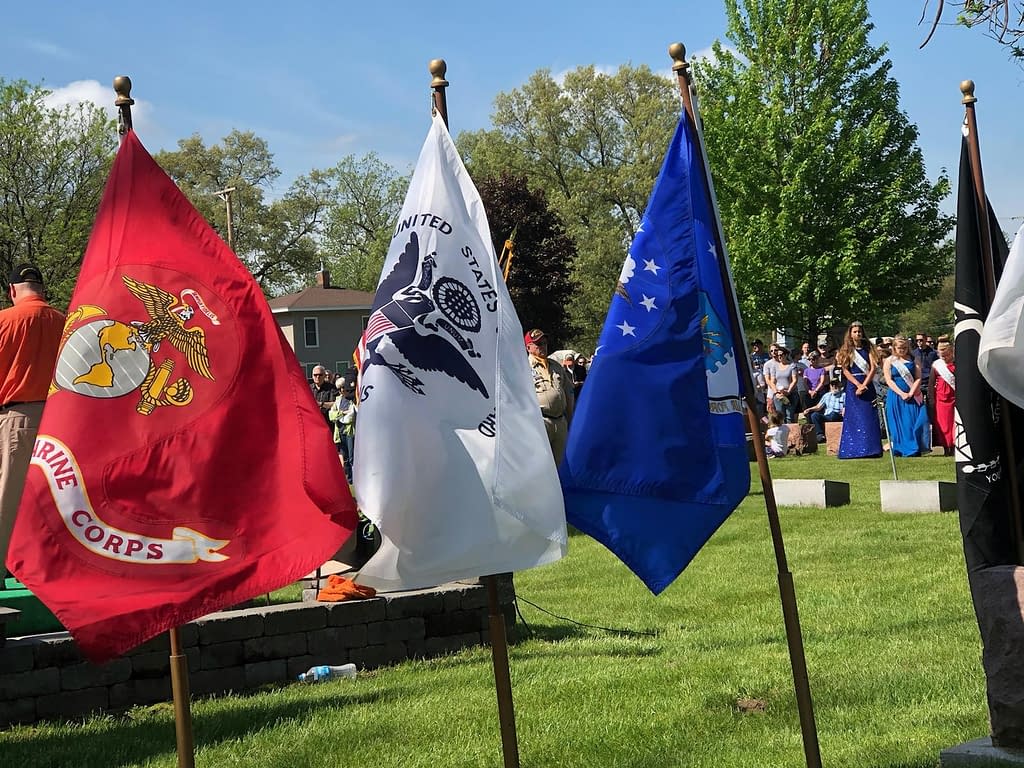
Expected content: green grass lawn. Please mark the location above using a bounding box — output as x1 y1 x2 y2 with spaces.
1 452 981 767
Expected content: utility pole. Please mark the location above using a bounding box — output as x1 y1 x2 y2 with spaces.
213 187 236 250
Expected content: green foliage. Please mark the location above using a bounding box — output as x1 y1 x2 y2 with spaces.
474 173 578 347
0 79 116 308
897 271 955 337
695 0 953 343
458 65 679 349
154 131 332 296
923 1 1024 58
319 153 408 292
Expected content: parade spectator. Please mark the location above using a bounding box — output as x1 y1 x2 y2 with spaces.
803 379 845 443
883 335 930 457
329 378 357 482
750 339 769 422
525 328 574 464
310 365 339 428
801 350 828 410
764 346 800 423
912 332 939 398
0 264 64 573
928 335 956 456
836 321 882 459
765 412 790 458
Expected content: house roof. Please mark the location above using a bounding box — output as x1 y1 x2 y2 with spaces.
268 285 375 313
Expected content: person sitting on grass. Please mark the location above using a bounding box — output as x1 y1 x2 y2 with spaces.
765 412 790 458
802 379 845 444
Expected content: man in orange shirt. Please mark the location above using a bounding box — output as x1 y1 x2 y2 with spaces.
0 264 65 574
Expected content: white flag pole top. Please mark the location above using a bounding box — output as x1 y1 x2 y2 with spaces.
979 223 1024 408
353 112 567 591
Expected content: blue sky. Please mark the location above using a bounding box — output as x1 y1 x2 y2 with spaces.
3 2 1022 230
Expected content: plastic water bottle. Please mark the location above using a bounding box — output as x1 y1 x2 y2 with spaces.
297 663 357 683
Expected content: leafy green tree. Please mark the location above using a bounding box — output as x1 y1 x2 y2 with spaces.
320 153 408 292
458 65 679 349
897 272 955 338
474 173 578 347
0 79 116 307
695 0 953 342
154 131 331 295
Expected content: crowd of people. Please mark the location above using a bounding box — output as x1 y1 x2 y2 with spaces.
751 324 955 460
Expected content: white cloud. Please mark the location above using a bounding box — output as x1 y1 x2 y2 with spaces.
552 64 618 87
23 39 72 60
41 80 156 135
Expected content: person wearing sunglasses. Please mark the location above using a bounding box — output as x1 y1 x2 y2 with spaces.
911 333 938 400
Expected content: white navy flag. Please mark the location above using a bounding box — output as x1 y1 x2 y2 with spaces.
979 223 1024 408
352 112 567 590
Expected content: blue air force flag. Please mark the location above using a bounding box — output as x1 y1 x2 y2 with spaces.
559 113 749 594
353 112 567 591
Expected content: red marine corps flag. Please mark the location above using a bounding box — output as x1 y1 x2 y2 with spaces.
7 131 357 661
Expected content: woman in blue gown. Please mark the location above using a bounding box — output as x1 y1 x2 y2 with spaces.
836 321 883 459
883 335 931 457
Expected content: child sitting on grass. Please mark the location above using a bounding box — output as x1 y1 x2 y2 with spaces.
765 412 789 458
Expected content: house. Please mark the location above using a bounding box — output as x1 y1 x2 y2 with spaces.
268 267 375 380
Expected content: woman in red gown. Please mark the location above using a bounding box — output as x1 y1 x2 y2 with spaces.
928 335 955 456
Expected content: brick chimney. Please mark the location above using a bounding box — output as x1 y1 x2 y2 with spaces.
315 265 331 288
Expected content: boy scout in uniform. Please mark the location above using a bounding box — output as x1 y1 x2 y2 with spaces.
524 328 574 464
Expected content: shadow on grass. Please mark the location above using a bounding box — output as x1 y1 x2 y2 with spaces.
2 689 385 768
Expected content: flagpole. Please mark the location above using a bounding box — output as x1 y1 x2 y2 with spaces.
961 79 1024 562
428 58 521 768
669 43 822 768
113 75 197 768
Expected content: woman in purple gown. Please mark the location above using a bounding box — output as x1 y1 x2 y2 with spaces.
836 321 882 459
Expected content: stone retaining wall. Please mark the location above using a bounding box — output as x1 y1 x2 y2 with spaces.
0 578 514 728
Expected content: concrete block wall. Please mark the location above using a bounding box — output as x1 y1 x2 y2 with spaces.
0 577 515 728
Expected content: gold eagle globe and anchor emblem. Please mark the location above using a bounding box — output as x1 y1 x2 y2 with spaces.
53 275 218 414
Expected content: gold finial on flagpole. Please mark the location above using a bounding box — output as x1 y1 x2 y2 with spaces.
961 79 977 104
113 76 134 137
429 59 449 128
668 42 689 75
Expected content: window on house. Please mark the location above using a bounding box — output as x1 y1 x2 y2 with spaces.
361 314 370 330
303 317 319 348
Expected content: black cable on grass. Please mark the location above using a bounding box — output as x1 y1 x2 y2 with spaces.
515 595 658 638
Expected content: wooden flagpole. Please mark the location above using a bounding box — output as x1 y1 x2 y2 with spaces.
668 44 823 768
113 75 197 768
429 58 521 768
960 79 1024 561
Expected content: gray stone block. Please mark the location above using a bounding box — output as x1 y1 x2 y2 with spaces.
772 479 850 508
0 667 59 700
440 586 464 612
880 480 957 513
198 641 245 671
941 736 1024 765
259 604 327 635
286 654 321 679
33 636 82 667
325 599 385 627
244 659 287 687
243 633 307 663
194 613 265 645
132 648 199 678
36 686 108 720
349 641 406 669
366 617 425 645
0 641 35 674
385 591 444 619
307 625 368 656
459 586 489 611
0 696 36 726
127 623 198 655
301 589 319 603
109 677 172 710
60 658 132 691
190 666 245 697
426 610 486 638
